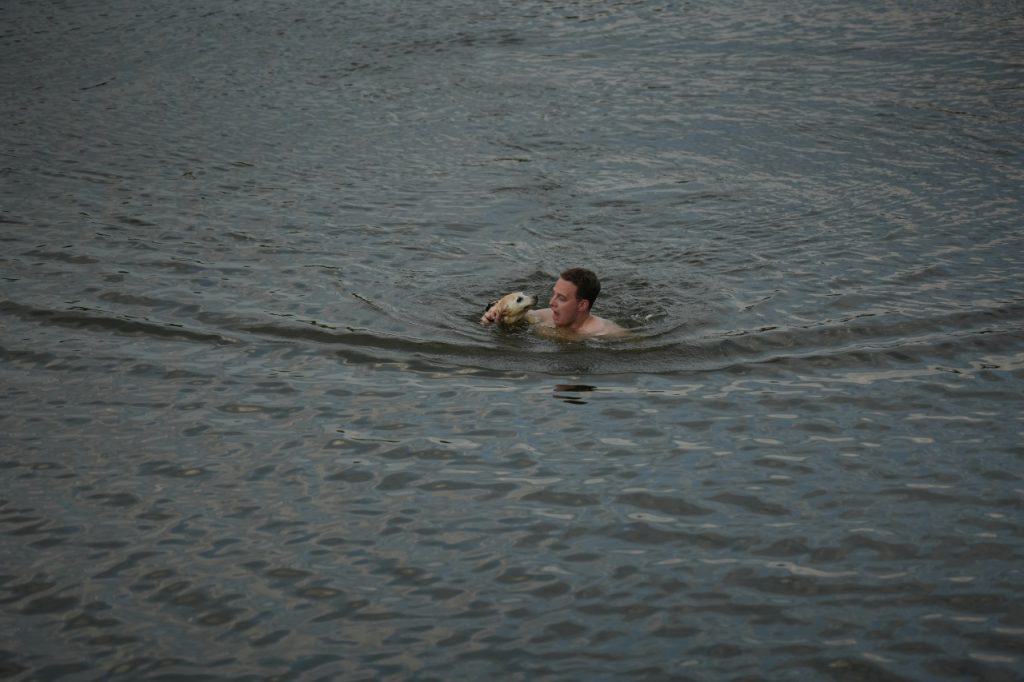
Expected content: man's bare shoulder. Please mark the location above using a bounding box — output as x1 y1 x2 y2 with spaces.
587 315 628 338
527 309 627 338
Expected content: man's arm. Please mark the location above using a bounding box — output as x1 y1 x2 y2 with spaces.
528 308 553 325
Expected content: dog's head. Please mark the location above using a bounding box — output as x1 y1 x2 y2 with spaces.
483 291 536 324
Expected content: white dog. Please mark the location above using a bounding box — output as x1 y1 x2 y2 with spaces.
480 292 537 325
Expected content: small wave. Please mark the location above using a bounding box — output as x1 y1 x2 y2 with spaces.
0 299 235 345
8 291 1016 377
226 297 1024 378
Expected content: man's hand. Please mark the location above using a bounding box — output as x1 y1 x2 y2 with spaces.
480 305 500 324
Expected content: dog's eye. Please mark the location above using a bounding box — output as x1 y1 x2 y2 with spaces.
516 296 523 303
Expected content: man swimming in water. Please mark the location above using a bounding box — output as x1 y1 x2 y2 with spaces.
484 267 627 338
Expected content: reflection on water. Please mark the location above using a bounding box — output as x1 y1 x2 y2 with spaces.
2 0 1023 679
553 384 596 405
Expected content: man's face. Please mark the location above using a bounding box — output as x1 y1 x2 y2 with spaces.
549 278 587 327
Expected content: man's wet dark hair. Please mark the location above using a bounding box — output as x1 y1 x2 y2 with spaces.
560 267 600 309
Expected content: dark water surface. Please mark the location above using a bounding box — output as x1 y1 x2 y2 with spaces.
3 1 1023 679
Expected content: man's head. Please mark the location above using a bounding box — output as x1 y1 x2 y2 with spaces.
549 267 600 328
559 267 600 308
